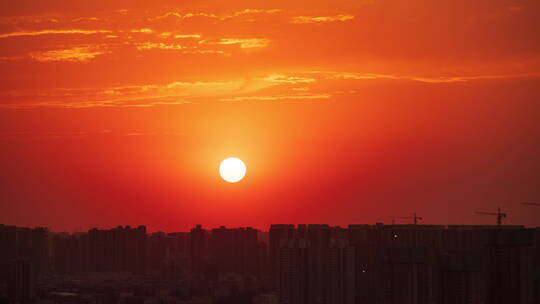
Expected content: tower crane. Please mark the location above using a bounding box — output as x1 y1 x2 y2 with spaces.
389 213 423 246
475 207 506 226
390 213 423 225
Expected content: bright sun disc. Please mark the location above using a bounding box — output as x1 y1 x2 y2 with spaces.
219 157 246 183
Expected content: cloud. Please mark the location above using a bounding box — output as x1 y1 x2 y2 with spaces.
3 63 537 108
0 29 112 39
290 14 354 24
131 28 154 34
147 8 283 22
148 12 218 21
71 17 103 22
264 74 316 84
319 71 540 83
0 71 335 108
221 93 331 102
0 16 60 25
221 8 284 20
181 49 229 56
320 72 389 80
407 74 540 83
200 38 269 49
226 9 283 16
0 77 276 108
174 34 201 39
29 46 108 62
134 42 231 55
136 42 185 50
0 55 26 62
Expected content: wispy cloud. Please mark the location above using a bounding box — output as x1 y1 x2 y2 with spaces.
222 8 283 20
133 42 231 55
221 93 331 102
136 42 185 50
0 16 60 25
319 71 540 83
182 49 229 56
148 12 218 21
71 17 103 22
30 46 108 62
130 28 154 34
264 74 316 84
0 29 112 39
174 34 202 39
148 8 283 22
3 67 535 109
0 77 276 108
200 38 270 49
226 9 283 17
290 14 354 24
0 55 26 62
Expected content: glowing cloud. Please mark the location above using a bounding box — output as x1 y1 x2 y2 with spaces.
290 14 355 24
131 28 154 34
221 93 331 102
0 76 278 108
175 34 202 39
136 42 185 50
0 29 112 39
201 38 270 49
148 9 282 21
182 50 229 56
30 47 108 62
319 71 540 83
147 12 218 21
264 74 316 84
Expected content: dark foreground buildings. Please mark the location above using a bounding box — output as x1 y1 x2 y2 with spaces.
1 223 540 304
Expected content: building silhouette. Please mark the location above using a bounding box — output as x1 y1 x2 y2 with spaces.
327 239 355 304
278 238 308 304
269 224 295 289
0 222 539 304
87 225 147 274
439 254 482 304
306 224 331 304
378 247 433 304
482 228 534 304
6 258 34 302
0 225 49 277
53 234 80 274
190 224 206 275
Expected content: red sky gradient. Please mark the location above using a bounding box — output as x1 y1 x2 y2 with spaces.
1 0 539 232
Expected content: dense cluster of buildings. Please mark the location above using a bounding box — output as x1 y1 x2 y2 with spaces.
53 226 152 274
270 224 540 304
1 223 540 304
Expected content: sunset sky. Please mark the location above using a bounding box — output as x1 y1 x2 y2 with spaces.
1 0 539 232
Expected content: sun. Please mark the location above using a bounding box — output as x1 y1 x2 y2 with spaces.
219 157 246 183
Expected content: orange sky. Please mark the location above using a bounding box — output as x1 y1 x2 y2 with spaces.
1 0 539 231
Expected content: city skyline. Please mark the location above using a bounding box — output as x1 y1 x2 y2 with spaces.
2 0 540 231
2 222 539 304
2 0 539 303
3 216 540 234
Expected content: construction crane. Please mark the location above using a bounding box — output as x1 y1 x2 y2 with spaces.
522 202 540 206
390 213 423 225
475 207 506 226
